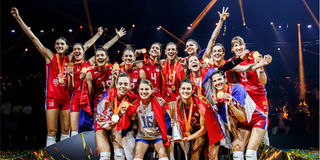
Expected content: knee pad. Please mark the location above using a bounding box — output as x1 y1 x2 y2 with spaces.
246 150 257 160
114 148 125 160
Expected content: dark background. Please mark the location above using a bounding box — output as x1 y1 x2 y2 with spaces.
1 0 319 150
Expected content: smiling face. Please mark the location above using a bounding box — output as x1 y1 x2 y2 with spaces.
179 82 193 100
212 45 225 62
149 43 161 58
185 41 198 56
165 44 178 61
138 83 153 100
188 56 200 72
231 42 246 57
95 50 107 67
55 38 69 55
116 76 131 97
73 44 84 61
211 73 227 90
122 50 136 66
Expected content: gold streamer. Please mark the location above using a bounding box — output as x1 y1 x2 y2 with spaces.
81 132 92 160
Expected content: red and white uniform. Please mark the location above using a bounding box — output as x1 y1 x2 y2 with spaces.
231 55 268 114
45 54 71 110
161 60 185 102
90 64 113 113
120 65 142 94
70 60 92 112
142 60 161 97
189 67 208 97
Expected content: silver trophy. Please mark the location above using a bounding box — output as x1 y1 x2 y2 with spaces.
169 101 184 141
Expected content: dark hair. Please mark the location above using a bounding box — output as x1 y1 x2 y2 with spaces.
212 43 225 53
139 79 153 90
96 48 109 57
179 79 194 90
122 47 135 58
57 37 70 46
186 39 201 53
73 43 84 50
211 70 226 79
116 72 131 84
185 55 201 79
165 42 177 50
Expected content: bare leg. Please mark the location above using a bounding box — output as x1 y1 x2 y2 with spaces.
246 128 266 151
208 143 220 160
190 135 206 160
154 141 168 158
70 112 79 132
59 110 70 135
46 109 59 136
134 141 149 159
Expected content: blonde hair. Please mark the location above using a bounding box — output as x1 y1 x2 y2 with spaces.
231 36 245 48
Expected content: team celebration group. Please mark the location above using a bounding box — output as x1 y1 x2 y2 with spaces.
11 6 273 160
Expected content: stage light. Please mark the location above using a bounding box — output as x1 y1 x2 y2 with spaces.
278 48 280 51
40 30 44 33
52 28 55 32
25 48 28 52
215 22 218 26
11 29 15 33
105 27 108 31
117 50 120 53
80 26 83 29
190 24 192 26
270 22 273 25
68 29 73 32
278 25 282 29
187 26 191 30
157 27 161 30
132 24 135 28
307 25 312 28
28 27 31 30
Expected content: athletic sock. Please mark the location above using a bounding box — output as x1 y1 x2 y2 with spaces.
71 131 78 137
233 151 244 160
246 150 257 160
60 133 70 141
46 136 56 147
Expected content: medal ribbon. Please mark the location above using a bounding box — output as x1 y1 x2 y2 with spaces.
193 76 202 96
183 100 194 132
114 95 128 115
74 59 84 65
167 59 176 89
56 55 66 79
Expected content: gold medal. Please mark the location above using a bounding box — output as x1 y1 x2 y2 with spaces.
122 101 129 108
252 51 260 59
68 62 73 67
142 48 147 54
203 58 210 64
186 131 191 136
171 86 175 90
81 67 87 73
217 91 224 99
111 114 120 122
113 62 120 70
59 78 64 84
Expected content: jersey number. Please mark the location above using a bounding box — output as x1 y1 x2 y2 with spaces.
240 72 248 82
151 73 157 84
141 116 154 128
101 80 111 92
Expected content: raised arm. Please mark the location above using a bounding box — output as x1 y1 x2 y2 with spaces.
102 27 126 51
84 27 104 52
203 7 229 59
11 7 53 64
232 54 272 72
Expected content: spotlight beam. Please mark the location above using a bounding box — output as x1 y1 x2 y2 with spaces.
238 0 246 26
301 0 319 28
298 24 306 101
181 0 217 41
159 26 185 45
83 0 96 52
303 48 319 56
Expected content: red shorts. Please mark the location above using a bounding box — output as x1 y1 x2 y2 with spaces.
249 94 268 114
70 92 81 112
237 110 269 130
45 97 70 110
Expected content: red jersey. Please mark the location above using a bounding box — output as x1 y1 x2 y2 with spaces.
142 60 161 97
231 55 268 113
90 65 113 108
189 67 208 96
212 59 236 83
46 54 71 100
120 65 142 94
73 60 92 93
161 60 185 102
